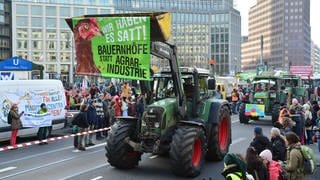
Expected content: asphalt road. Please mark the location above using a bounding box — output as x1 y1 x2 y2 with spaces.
0 115 319 180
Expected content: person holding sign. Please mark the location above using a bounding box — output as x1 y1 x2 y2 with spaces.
9 104 24 146
37 103 49 145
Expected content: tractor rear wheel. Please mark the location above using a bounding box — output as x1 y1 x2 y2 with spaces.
105 121 141 169
170 126 206 177
206 105 231 161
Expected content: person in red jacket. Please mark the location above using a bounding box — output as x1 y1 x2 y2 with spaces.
114 96 122 117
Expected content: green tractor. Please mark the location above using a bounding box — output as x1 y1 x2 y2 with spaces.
104 14 232 178
239 76 282 124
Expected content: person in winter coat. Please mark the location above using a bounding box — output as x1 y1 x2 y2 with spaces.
283 132 306 180
94 96 104 140
114 96 122 117
102 94 110 136
303 103 313 144
86 99 97 146
270 127 286 161
222 153 247 180
77 104 89 151
245 146 269 180
282 114 295 134
315 110 320 152
259 149 283 180
250 126 271 154
9 104 24 146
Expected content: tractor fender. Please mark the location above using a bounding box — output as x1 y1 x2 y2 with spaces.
178 120 206 130
208 101 230 125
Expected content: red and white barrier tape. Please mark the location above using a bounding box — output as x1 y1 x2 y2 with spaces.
0 127 111 152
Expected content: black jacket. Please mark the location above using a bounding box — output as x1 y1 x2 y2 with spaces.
250 135 271 154
271 135 286 161
77 111 89 128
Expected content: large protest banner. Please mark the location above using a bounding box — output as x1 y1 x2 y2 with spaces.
71 16 151 80
0 80 66 128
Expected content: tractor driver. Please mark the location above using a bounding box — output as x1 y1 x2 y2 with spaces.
183 78 194 98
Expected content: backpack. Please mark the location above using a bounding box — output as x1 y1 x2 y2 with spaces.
7 112 12 124
300 145 317 174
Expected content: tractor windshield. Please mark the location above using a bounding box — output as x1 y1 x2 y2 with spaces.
153 75 175 99
253 79 276 92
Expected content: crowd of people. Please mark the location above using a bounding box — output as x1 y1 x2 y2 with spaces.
66 81 146 151
222 96 320 180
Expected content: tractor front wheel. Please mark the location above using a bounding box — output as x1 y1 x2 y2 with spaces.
105 121 141 169
170 126 206 177
206 105 231 161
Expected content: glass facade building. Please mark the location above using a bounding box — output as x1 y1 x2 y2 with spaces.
0 0 11 60
241 0 311 71
12 0 241 83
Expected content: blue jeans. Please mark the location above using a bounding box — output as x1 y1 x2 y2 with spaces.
232 102 238 114
306 129 313 144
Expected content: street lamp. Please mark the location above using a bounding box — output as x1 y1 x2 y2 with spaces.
66 33 75 85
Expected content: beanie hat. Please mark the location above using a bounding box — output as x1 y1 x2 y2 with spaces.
223 153 247 178
40 103 46 108
259 149 272 162
254 126 262 134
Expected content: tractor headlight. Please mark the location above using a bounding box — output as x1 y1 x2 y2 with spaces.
154 122 160 128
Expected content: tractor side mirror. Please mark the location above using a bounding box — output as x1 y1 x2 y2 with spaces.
208 78 216 90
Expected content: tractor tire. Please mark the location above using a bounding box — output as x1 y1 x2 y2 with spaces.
169 126 206 177
239 103 249 124
105 121 141 169
206 105 231 161
272 104 280 125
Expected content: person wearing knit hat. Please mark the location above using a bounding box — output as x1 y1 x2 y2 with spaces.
250 126 271 154
259 149 283 180
221 153 248 180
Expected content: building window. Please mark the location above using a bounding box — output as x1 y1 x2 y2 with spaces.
32 52 43 62
32 17 42 27
32 41 42 50
47 41 57 50
60 19 68 29
46 18 57 28
17 40 28 49
32 29 42 39
60 7 70 17
0 15 4 23
16 16 28 26
47 53 57 62
87 8 97 14
31 5 42 15
46 30 57 39
17 28 28 38
74 7 84 16
16 4 28 15
46 6 57 16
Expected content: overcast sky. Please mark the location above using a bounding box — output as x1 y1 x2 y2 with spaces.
234 0 320 45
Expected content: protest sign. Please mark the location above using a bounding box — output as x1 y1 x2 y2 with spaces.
72 16 151 80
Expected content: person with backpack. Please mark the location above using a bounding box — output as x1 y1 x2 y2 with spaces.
259 149 284 180
283 132 306 180
9 104 24 147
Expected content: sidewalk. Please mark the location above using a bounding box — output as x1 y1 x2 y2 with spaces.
308 143 320 179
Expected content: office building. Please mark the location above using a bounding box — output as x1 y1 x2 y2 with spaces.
0 0 12 60
12 0 241 83
311 42 320 75
241 0 311 71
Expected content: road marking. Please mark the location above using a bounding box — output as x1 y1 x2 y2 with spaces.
0 149 104 180
231 137 246 145
59 163 107 180
86 142 106 150
0 166 17 173
149 155 158 159
232 119 239 123
91 176 103 180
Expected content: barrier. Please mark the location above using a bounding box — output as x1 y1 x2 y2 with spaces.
0 127 111 152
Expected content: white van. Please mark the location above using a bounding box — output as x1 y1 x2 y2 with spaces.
0 80 67 141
